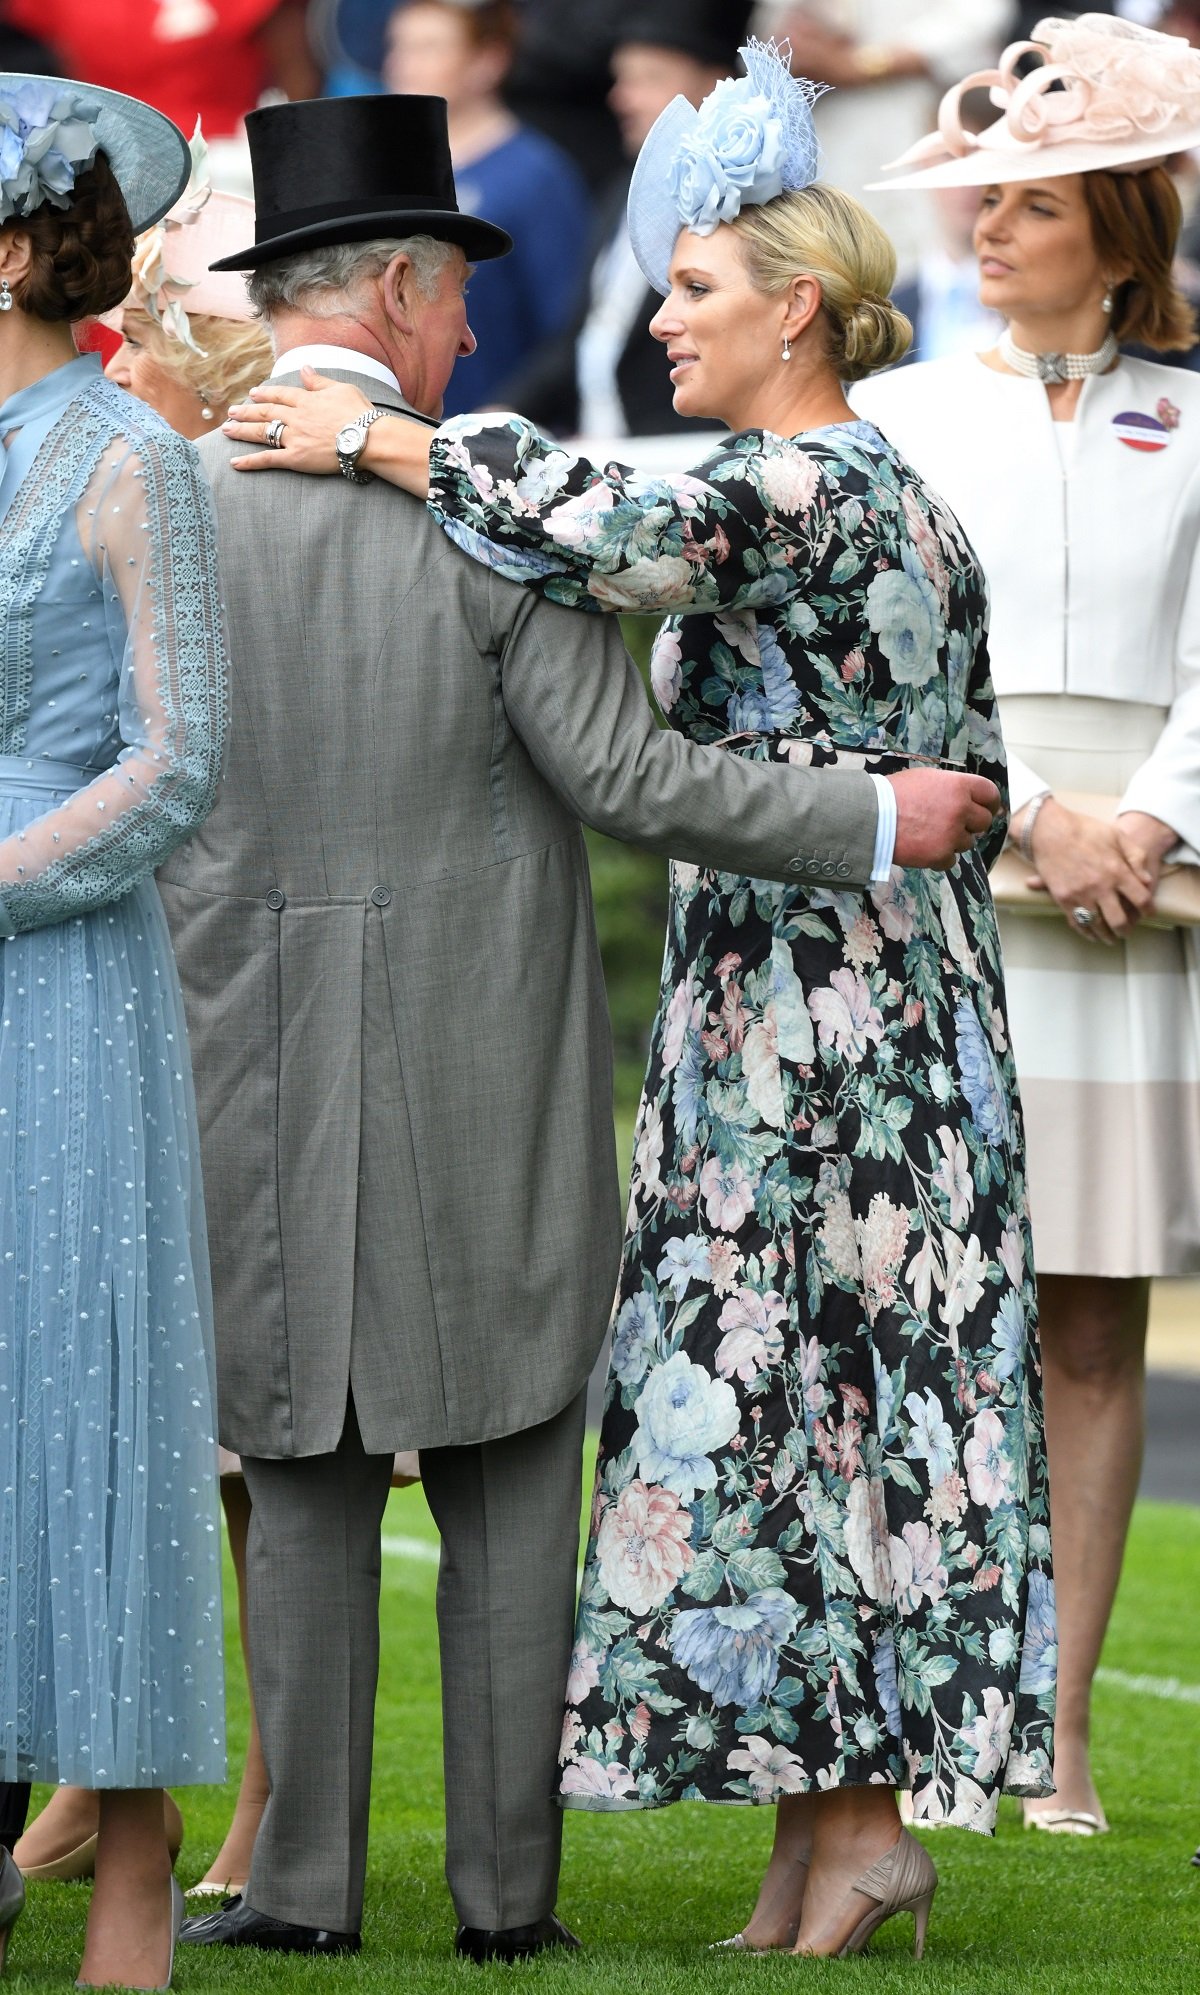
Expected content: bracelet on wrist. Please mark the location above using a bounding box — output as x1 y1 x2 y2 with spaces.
1018 791 1052 865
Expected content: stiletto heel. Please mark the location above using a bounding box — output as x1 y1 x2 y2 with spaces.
159 1875 184 1990
912 1885 936 1960
0 1851 26 1977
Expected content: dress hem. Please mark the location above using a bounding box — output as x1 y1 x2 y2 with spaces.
558 1775 1054 1833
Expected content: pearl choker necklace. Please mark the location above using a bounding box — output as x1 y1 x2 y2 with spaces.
998 326 1118 384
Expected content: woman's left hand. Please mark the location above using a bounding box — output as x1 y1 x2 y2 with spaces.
1116 810 1177 896
224 368 372 472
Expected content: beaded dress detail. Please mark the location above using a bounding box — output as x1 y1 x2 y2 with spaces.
0 354 227 1786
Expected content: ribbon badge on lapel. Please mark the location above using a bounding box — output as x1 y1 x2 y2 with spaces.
1112 408 1177 452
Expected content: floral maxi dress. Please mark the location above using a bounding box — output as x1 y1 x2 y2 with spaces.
428 414 1057 1833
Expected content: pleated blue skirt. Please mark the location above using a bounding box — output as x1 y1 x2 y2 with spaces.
0 763 226 1786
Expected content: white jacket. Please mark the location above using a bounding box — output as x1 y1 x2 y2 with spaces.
854 352 1200 846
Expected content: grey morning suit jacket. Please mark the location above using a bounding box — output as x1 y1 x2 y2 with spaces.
159 366 880 1460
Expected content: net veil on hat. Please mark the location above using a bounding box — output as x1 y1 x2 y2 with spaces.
870 13 1200 192
0 73 187 233
627 38 826 297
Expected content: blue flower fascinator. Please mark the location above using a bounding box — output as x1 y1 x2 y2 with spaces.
0 81 99 224
627 39 827 296
0 73 188 235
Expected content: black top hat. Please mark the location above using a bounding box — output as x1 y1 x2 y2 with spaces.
210 94 511 272
616 0 755 71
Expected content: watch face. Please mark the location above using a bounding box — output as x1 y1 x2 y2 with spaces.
336 422 361 456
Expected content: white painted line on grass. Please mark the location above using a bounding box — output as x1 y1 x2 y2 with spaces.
381 1533 440 1566
1095 1667 1200 1706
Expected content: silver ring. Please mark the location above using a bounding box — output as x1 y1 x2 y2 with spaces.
265 418 286 449
1072 905 1095 927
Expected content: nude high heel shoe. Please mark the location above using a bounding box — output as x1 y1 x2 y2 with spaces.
75 1877 184 1992
711 1857 810 1952
0 1851 25 1977
802 1828 938 1961
17 1792 184 1883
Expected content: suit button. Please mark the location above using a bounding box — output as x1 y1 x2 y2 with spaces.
787 858 805 873
836 863 850 878
370 885 392 907
821 861 836 877
265 888 286 911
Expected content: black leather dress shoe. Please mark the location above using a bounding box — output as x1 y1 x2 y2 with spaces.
179 1893 360 1955
454 1914 581 1963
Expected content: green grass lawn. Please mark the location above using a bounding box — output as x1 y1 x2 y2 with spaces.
8 1492 1198 1993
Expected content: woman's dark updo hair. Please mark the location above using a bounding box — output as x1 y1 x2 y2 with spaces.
13 152 135 323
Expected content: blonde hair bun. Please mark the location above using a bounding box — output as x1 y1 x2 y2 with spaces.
841 294 912 381
731 182 912 381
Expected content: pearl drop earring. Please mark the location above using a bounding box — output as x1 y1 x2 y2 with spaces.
1102 288 1113 315
200 404 214 421
781 335 792 362
0 279 12 313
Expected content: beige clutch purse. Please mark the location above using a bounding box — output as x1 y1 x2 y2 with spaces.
990 790 1200 929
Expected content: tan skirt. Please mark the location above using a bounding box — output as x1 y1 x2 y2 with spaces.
997 695 1200 1278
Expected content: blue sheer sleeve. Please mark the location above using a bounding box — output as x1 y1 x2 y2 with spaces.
0 425 228 936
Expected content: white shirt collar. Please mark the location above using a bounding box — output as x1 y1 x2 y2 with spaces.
270 343 403 395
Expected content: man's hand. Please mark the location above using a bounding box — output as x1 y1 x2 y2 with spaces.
888 768 1001 871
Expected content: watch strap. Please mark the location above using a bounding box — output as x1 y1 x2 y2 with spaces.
337 406 385 482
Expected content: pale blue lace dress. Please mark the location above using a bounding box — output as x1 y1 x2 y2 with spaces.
0 355 228 1787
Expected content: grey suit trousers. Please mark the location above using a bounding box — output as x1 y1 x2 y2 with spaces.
241 1391 587 1934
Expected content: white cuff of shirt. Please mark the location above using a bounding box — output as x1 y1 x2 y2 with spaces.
868 774 897 882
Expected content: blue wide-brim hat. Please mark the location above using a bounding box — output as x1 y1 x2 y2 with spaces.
0 73 188 234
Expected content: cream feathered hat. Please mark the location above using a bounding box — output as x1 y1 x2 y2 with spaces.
109 124 255 355
870 13 1200 193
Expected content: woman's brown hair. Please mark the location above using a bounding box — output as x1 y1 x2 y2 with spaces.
1083 164 1196 352
13 152 135 324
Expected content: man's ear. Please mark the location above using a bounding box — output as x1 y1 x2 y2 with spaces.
381 251 419 337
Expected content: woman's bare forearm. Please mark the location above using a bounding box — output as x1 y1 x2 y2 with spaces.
224 370 436 489
361 414 433 497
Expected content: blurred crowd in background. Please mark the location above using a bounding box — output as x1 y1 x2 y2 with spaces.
7 2 1200 427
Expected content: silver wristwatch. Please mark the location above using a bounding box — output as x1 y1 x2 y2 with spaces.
335 407 386 483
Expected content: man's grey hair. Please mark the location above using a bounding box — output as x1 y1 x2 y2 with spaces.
246 234 459 319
